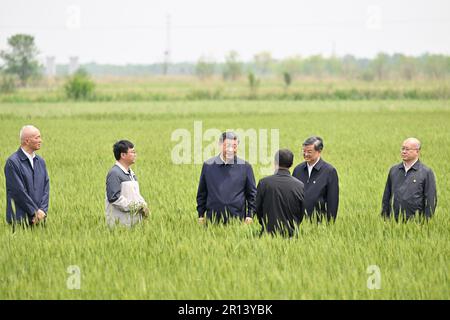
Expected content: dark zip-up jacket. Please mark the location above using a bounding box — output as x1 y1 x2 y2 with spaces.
292 158 339 222
196 155 257 223
382 160 437 220
256 168 305 236
5 148 50 224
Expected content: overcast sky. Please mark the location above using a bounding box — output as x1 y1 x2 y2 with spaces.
1 0 449 64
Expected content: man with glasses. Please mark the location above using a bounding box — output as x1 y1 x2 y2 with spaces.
105 140 149 227
382 137 437 221
196 132 257 224
292 136 339 223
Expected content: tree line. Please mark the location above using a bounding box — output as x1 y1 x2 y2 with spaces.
1 34 450 93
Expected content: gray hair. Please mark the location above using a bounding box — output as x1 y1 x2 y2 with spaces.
19 125 38 143
404 137 421 150
303 136 324 152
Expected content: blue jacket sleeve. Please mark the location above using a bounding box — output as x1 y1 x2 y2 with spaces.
5 160 39 218
245 164 257 218
196 163 208 218
39 161 50 213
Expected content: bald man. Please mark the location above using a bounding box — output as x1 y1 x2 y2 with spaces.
4 125 50 226
382 138 437 221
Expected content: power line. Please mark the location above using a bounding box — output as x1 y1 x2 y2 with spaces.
0 18 449 30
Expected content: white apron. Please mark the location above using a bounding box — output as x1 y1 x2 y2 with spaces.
105 180 147 227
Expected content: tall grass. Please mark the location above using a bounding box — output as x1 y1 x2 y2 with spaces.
0 100 449 299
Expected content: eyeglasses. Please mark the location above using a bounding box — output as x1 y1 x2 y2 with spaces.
400 147 418 152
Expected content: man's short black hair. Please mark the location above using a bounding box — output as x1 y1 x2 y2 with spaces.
219 131 239 144
275 149 294 168
113 140 134 160
303 136 324 152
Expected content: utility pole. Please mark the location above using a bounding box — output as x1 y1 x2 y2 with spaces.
163 14 171 75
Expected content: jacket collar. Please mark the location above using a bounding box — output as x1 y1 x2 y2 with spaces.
302 158 324 171
17 147 38 162
398 159 421 171
115 161 135 176
210 154 246 165
275 168 291 176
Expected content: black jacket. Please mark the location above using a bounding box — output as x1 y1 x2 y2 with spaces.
292 158 339 222
382 160 437 220
256 168 305 236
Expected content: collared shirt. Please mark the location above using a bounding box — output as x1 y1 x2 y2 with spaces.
403 159 418 174
115 161 136 181
307 157 321 178
382 160 437 220
20 147 36 169
196 155 257 222
292 158 339 221
219 153 235 165
256 168 305 237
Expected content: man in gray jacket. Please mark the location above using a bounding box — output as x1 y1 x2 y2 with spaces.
382 137 437 221
106 140 149 227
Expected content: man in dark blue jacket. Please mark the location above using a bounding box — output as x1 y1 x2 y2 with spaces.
4 125 49 226
196 132 257 224
292 136 339 223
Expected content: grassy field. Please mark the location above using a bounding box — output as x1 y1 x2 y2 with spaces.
0 99 449 299
1 77 449 102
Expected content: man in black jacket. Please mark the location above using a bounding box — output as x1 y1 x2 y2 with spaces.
256 149 305 237
292 136 339 223
382 137 437 221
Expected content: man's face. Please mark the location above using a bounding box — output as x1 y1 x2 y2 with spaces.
302 144 320 164
401 141 419 162
25 130 42 152
222 139 238 160
122 147 137 166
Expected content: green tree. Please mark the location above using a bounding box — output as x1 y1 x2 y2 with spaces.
0 34 41 86
253 51 274 75
247 71 260 97
421 54 449 79
223 51 242 81
64 69 95 100
302 55 327 78
195 56 216 80
341 55 360 80
283 72 292 89
370 53 390 80
393 54 417 80
278 55 302 78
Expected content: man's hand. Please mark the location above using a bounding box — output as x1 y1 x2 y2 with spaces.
198 217 205 225
32 209 46 225
139 204 150 218
244 217 253 225
142 206 150 218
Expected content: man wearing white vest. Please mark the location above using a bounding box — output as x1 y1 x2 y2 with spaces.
105 140 149 227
